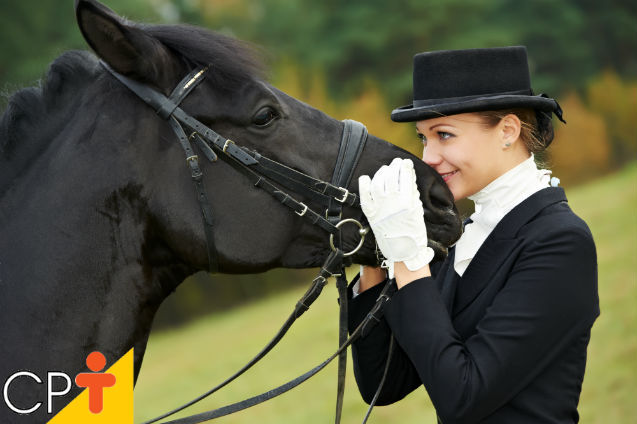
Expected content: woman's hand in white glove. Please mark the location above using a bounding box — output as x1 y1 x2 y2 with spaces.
358 158 434 283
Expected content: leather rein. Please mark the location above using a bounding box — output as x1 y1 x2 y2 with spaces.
101 61 393 424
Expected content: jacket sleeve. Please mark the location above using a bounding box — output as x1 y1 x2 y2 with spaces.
382 225 599 423
348 275 423 404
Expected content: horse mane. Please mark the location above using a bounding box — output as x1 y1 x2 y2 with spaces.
0 23 263 168
0 50 100 161
143 23 264 92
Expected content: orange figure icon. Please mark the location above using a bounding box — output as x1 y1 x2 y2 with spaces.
75 351 117 414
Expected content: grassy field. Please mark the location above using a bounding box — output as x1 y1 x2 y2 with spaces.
134 163 637 423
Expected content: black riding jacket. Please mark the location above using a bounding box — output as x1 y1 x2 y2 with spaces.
348 187 599 424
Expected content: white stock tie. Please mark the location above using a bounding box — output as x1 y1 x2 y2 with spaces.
453 155 557 277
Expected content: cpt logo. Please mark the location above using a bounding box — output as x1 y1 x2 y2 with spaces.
75 352 116 414
2 349 133 423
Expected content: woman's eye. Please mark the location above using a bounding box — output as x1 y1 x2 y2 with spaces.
417 133 427 145
438 131 453 140
252 107 279 127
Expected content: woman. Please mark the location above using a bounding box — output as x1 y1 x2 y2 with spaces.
349 46 599 423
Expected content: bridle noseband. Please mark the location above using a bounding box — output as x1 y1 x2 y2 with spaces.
101 61 391 424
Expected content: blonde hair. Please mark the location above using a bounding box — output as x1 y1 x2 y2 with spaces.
474 109 546 154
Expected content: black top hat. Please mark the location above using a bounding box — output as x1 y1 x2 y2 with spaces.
391 46 565 128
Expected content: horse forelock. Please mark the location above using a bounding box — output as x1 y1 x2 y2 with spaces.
142 23 265 92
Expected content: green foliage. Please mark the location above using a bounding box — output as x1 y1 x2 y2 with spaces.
3 0 634 101
201 0 637 104
135 163 637 423
0 0 159 95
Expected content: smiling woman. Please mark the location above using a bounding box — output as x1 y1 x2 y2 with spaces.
350 46 599 424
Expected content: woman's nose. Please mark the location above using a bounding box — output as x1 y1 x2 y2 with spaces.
422 144 442 167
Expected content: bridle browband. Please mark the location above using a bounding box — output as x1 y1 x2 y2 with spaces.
101 61 391 424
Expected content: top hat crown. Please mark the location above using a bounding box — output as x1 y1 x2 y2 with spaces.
391 46 564 124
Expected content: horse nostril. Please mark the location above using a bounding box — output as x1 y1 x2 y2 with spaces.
419 173 462 249
419 174 454 217
429 182 455 212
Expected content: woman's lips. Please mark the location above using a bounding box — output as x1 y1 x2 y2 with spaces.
440 170 458 182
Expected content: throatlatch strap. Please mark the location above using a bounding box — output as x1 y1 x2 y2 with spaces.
168 117 219 273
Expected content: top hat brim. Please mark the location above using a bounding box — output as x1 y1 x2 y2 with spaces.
391 94 559 122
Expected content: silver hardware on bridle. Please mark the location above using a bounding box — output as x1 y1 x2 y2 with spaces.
329 218 369 256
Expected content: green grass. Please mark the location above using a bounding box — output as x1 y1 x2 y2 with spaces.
568 164 637 424
134 164 637 423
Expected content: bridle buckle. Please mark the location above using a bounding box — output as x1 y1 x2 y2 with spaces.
335 187 349 203
296 203 308 217
223 139 235 153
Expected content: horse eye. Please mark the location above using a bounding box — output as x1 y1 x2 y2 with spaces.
252 107 279 127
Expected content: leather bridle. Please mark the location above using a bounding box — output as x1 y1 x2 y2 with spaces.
101 61 393 424
101 62 369 271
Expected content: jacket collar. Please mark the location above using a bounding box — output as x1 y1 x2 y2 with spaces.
451 187 567 317
489 186 567 239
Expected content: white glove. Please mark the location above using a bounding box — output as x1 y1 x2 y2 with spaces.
358 158 434 279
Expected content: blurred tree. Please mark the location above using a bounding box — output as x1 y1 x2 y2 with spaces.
574 0 637 80
586 71 637 167
492 0 637 96
199 0 637 106
341 79 420 156
0 0 159 96
201 0 499 104
4 0 635 109
550 92 611 186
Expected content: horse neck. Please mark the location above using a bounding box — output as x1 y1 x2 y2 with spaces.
0 124 190 382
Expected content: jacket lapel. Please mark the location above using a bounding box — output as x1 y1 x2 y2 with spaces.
452 187 567 317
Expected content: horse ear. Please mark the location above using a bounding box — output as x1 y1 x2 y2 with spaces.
75 0 172 83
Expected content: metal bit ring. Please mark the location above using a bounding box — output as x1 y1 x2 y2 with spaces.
329 218 369 257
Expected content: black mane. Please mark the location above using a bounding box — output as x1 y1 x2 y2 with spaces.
143 23 264 92
0 23 263 163
0 50 100 161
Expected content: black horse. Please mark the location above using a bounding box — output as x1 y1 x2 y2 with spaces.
0 0 461 420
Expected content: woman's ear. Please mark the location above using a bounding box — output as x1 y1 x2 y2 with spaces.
500 114 522 148
75 0 175 87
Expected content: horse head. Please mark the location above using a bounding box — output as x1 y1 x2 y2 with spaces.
75 0 461 277
0 1 460 419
